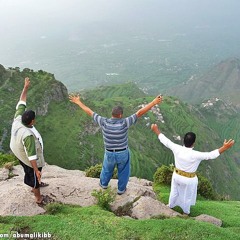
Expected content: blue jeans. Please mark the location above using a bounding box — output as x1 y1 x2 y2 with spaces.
100 149 130 193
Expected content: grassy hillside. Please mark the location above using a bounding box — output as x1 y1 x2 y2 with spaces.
0 66 240 199
0 185 240 240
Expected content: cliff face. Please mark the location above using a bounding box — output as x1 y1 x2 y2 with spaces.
36 81 68 116
0 66 69 151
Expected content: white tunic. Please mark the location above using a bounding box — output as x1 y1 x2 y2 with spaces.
158 133 220 214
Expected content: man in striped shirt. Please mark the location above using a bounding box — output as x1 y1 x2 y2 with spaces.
69 94 162 194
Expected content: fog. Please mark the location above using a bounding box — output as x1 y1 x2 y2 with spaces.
0 0 240 89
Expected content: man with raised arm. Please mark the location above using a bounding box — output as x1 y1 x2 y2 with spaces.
69 94 162 195
151 123 235 215
10 77 47 205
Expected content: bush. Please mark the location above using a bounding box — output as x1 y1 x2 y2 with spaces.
85 163 117 179
85 164 102 178
45 203 64 215
0 153 18 168
92 187 116 211
4 162 14 170
153 165 173 185
198 174 217 200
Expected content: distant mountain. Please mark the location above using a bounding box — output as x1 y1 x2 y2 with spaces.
167 58 240 108
0 65 240 199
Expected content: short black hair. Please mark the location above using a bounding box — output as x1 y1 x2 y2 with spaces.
112 106 123 117
183 132 196 147
22 110 35 126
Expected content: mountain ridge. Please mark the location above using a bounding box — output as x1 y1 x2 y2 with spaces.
0 64 240 199
167 57 240 107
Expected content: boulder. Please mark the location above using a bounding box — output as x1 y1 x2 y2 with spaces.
194 214 222 227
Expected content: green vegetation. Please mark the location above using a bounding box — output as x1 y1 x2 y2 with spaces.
92 187 116 211
0 66 240 199
0 189 240 240
85 163 117 179
0 153 18 168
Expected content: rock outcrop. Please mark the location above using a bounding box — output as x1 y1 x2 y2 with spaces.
0 164 222 226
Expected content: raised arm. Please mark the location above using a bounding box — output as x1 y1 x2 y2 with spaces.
20 77 31 102
151 123 161 136
136 95 162 118
218 139 235 154
69 94 94 117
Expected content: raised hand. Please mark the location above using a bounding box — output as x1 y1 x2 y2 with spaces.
69 94 81 105
153 95 163 105
24 77 30 88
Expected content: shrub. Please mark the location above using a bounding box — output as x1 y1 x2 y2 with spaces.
45 203 63 215
92 187 116 211
85 163 117 179
198 174 217 200
0 153 18 168
4 162 14 170
153 165 173 185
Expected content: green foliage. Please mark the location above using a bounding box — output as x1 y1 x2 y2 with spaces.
3 162 14 170
197 174 218 200
0 153 18 168
153 165 173 185
85 163 102 178
92 187 116 211
45 203 64 215
85 163 118 179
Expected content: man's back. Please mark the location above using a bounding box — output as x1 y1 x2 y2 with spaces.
93 112 137 150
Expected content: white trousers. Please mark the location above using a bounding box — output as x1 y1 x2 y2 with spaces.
168 171 198 214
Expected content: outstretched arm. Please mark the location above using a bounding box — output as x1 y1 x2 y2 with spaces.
69 94 94 117
151 123 161 136
218 139 235 154
136 95 162 118
20 77 30 102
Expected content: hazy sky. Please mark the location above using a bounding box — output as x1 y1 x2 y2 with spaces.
0 0 240 85
1 0 240 38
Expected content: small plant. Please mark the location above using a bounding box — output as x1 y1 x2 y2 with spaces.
85 164 103 178
4 161 14 170
0 153 18 168
153 165 173 185
198 174 217 200
92 187 116 211
85 163 118 179
45 203 63 215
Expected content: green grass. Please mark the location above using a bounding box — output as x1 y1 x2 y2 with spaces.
0 190 240 240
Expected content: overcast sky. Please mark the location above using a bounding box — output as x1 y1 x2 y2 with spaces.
1 0 240 37
0 0 240 76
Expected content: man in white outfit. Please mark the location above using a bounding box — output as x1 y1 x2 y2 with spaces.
151 123 234 215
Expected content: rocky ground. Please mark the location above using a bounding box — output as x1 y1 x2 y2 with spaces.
0 164 222 226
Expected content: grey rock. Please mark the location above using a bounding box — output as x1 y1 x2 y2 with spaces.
194 214 222 227
131 196 180 219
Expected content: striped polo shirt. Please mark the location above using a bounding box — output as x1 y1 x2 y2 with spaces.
93 112 138 150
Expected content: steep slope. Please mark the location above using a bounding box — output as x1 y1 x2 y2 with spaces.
0 66 240 199
167 58 240 107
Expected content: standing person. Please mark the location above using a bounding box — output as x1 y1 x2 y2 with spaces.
151 123 234 215
10 77 47 204
69 94 162 195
